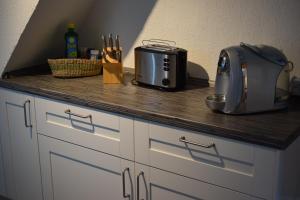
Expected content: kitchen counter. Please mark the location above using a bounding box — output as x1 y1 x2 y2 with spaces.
0 66 300 149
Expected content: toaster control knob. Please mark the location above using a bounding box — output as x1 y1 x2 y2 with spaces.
163 67 170 71
162 78 170 86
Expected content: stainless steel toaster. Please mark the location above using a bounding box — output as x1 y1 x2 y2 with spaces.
134 39 187 90
206 43 294 114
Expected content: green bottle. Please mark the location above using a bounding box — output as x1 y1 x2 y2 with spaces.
65 23 78 58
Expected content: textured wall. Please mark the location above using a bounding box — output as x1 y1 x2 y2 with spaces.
1 0 300 81
86 0 299 81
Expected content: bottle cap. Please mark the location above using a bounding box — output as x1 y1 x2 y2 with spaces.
67 23 76 29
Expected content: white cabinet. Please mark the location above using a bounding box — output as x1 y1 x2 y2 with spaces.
0 89 43 200
0 88 299 200
134 120 276 200
0 92 6 196
38 134 135 200
0 135 5 196
35 96 136 200
135 163 259 200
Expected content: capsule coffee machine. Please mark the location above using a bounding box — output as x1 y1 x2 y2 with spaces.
206 43 293 114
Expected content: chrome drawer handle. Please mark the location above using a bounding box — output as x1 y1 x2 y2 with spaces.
65 109 92 119
23 100 32 128
137 171 145 200
179 136 215 148
122 168 131 198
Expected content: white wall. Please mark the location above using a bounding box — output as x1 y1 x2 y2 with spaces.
1 0 300 81
81 0 300 81
0 0 39 75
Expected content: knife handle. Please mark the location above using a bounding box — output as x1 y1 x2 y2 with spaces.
101 34 108 52
116 51 122 63
116 34 120 51
108 33 114 50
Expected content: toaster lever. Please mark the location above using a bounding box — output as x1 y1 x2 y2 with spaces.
142 39 176 51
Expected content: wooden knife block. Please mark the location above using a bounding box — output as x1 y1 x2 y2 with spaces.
102 48 123 84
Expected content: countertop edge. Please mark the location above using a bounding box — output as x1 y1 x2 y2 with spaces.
0 80 296 150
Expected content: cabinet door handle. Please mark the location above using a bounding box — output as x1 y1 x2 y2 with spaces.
23 100 32 128
179 136 215 148
65 109 92 119
122 168 130 199
137 171 144 200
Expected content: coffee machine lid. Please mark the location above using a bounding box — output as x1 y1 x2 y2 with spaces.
240 43 288 66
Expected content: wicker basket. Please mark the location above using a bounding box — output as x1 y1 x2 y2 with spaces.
48 59 102 78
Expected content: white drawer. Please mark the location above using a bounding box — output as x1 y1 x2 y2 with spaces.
35 97 134 160
134 120 276 200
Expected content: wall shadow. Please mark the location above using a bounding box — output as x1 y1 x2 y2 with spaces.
187 61 209 80
5 0 97 73
5 0 157 73
181 61 210 90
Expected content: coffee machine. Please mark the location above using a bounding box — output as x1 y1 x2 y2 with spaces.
206 43 293 114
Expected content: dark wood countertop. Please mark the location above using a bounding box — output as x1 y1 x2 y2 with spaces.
1 66 300 149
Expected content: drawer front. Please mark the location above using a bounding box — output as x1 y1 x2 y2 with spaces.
134 120 276 200
135 163 262 200
35 97 134 160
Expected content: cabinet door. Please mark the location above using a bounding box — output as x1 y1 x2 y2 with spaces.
0 134 5 196
38 134 135 200
0 89 13 198
135 163 261 200
0 89 43 200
